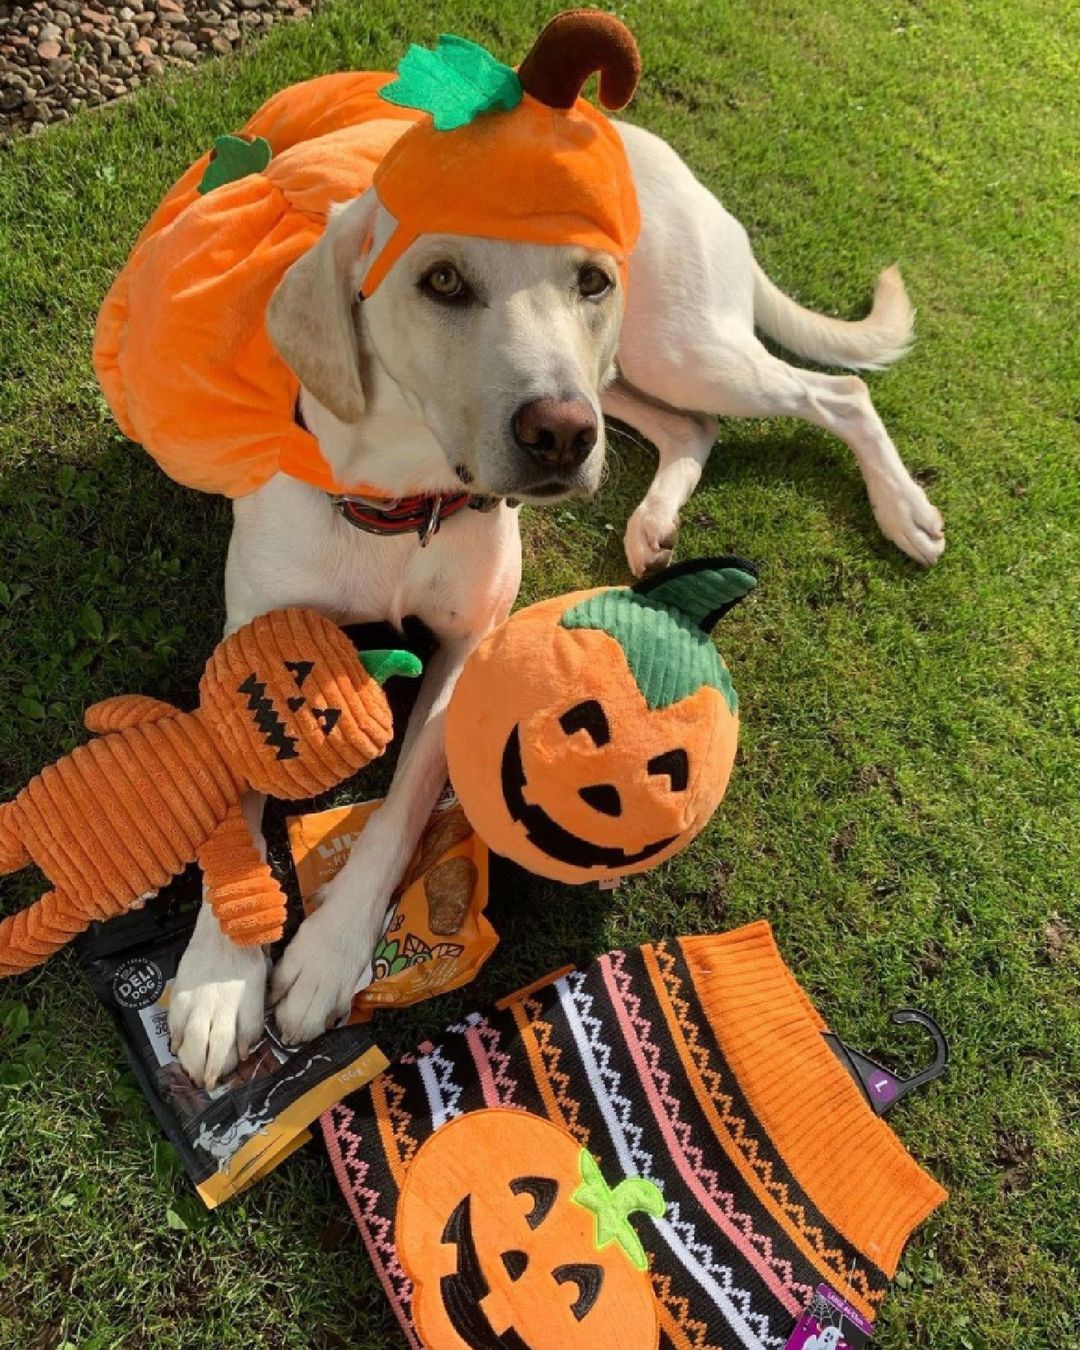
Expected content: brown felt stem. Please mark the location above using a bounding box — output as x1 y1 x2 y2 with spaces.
518 9 642 111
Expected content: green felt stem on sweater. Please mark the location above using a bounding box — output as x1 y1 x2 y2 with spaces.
573 1149 666 1272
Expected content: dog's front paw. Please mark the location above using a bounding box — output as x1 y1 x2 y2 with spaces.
169 925 267 1090
270 893 383 1045
871 479 945 566
625 501 680 577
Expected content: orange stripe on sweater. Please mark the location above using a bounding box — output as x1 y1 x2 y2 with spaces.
641 944 878 1323
371 1075 405 1189
510 998 567 1129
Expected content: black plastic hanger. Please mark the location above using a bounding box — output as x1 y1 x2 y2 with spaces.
823 1009 949 1116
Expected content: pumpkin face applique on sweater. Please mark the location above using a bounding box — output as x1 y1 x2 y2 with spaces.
396 1110 665 1350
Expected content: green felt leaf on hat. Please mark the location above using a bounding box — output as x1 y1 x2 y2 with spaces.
379 34 523 132
197 134 272 195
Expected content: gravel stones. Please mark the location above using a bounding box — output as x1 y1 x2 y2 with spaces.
1 0 316 139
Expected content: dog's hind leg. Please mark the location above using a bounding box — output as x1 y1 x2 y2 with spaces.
0 803 30 875
626 329 944 566
603 381 717 576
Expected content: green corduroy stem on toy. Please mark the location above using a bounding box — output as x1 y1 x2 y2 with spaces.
379 34 523 131
637 563 758 631
560 558 756 712
359 650 423 685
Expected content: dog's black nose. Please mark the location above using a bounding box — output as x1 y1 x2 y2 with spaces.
512 397 597 471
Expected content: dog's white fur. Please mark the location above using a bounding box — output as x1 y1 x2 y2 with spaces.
168 120 944 1087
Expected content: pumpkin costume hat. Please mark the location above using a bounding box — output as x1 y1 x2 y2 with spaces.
446 557 758 884
0 609 420 977
362 10 642 295
93 10 641 501
322 922 948 1349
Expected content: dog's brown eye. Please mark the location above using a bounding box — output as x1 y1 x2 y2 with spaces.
423 264 467 300
578 265 612 299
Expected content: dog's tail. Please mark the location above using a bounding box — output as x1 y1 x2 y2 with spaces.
752 260 914 371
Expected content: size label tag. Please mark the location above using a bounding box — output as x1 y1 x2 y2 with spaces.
785 1284 873 1350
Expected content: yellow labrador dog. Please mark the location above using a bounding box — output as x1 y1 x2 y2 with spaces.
168 119 943 1087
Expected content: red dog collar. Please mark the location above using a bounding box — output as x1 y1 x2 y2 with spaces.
334 491 479 546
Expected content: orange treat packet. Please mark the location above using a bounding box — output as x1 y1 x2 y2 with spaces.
286 789 497 1022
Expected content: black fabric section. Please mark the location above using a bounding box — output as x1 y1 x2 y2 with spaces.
311 705 341 737
237 671 299 760
546 952 785 1333
440 1195 535 1350
578 782 623 817
619 946 832 1306
552 1263 604 1321
647 748 690 792
559 699 612 747
285 659 314 688
501 1249 528 1282
509 1175 559 1229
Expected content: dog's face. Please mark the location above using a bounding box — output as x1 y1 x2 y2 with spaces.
362 234 622 501
267 193 624 503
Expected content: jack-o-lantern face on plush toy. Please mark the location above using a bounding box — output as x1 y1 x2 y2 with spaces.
446 558 757 883
199 608 420 799
397 1110 664 1350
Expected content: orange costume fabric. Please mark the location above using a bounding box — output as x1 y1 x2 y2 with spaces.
93 74 421 499
0 609 417 976
92 10 642 501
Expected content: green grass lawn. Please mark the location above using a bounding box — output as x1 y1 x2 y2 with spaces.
1 0 1078 1345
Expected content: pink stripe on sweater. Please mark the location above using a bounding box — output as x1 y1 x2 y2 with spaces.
465 1022 503 1107
320 1108 422 1350
598 955 804 1318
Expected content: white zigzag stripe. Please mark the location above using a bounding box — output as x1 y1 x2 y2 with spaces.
417 1017 472 1128
609 953 811 1305
557 972 784 1350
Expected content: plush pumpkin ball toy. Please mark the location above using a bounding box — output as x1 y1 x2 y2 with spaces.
0 608 420 976
445 557 757 884
396 1110 664 1349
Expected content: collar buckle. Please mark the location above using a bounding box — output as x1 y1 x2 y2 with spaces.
418 496 444 547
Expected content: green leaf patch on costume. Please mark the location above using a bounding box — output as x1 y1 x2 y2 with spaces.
573 1149 665 1272
380 34 523 131
197 134 272 195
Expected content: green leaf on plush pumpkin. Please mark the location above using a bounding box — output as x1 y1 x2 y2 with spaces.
197 134 272 195
379 34 523 131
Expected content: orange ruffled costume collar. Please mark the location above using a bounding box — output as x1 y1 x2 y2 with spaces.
93 11 642 504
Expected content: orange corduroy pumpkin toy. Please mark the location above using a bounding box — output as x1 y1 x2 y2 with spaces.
0 609 420 977
93 10 642 500
445 558 758 885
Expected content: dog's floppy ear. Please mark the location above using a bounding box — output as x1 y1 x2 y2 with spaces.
267 191 377 424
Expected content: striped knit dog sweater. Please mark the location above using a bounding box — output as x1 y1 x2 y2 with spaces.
322 921 946 1349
